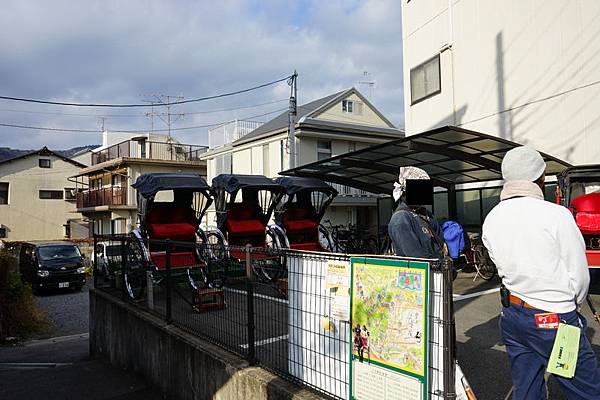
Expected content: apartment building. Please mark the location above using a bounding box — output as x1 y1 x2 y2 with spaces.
72 132 207 235
202 88 404 229
0 147 87 241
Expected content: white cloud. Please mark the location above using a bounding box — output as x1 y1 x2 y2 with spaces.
0 0 403 149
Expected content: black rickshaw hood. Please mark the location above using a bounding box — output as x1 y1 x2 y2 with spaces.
212 174 284 194
274 176 338 196
132 173 211 198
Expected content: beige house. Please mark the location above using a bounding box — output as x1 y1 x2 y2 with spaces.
71 133 207 236
0 147 87 241
202 88 404 229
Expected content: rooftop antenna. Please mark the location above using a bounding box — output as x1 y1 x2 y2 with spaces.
358 71 375 100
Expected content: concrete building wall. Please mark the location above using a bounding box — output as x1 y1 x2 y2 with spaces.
402 0 600 165
0 155 82 241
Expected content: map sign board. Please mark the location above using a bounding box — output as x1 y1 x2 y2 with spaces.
350 257 429 400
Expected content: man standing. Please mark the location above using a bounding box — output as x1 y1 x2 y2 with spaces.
482 146 600 399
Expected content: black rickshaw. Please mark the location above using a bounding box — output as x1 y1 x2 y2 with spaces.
270 176 338 252
123 173 214 300
207 174 285 282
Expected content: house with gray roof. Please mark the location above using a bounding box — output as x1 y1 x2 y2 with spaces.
201 87 404 230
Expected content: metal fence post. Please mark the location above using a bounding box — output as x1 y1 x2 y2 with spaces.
120 236 127 300
93 235 98 288
165 239 172 324
442 257 457 399
246 245 256 365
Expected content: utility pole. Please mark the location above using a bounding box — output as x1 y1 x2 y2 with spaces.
143 94 185 138
287 71 298 169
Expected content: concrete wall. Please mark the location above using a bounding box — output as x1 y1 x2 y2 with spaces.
0 154 82 241
89 289 322 400
402 0 600 165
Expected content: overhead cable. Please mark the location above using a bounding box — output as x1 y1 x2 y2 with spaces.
0 75 292 108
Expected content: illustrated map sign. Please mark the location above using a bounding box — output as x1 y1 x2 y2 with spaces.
350 257 429 400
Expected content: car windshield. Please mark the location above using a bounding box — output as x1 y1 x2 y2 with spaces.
38 245 81 261
105 245 122 257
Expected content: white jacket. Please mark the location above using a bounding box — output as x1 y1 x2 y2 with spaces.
482 197 589 313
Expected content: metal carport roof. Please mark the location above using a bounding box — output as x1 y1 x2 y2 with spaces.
281 126 571 194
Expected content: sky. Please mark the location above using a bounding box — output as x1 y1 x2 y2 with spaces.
0 0 403 150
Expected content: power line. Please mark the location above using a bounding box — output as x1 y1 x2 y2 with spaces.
0 99 287 118
0 107 287 134
0 75 292 108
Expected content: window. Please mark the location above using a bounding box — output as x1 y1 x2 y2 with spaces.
317 140 332 161
410 54 441 104
111 218 126 234
111 174 121 187
215 153 232 175
0 227 6 238
262 144 270 176
64 188 77 200
0 183 8 204
39 190 63 200
39 159 51 168
342 100 353 113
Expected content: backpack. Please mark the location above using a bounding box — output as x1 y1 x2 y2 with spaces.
441 220 465 259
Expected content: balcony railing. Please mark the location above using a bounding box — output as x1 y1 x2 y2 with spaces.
331 183 373 197
77 187 127 209
91 140 208 165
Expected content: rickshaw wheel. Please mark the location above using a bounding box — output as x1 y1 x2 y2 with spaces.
124 235 147 300
258 227 286 282
473 244 496 280
318 224 334 252
205 231 228 288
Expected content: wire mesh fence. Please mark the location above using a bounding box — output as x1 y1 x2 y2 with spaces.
92 234 456 400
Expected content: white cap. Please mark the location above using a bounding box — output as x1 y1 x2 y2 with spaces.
392 166 430 202
501 146 546 182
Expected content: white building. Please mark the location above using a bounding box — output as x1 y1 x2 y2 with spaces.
401 0 600 166
0 147 87 241
202 88 404 229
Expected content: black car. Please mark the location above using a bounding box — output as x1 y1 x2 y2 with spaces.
18 242 86 293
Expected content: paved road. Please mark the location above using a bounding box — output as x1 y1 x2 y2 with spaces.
0 334 165 400
32 278 91 339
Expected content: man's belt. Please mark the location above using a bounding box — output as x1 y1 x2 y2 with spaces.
509 294 537 309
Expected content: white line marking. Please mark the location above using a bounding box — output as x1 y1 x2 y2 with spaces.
240 334 289 349
21 332 89 347
224 287 289 304
453 287 499 301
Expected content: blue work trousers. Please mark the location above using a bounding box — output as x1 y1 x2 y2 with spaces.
500 304 600 399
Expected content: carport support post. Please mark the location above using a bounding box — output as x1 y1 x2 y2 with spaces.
245 244 256 365
93 235 98 288
442 257 457 399
165 239 172 324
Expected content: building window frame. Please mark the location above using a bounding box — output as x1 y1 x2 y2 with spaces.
410 54 441 105
0 182 8 205
0 226 6 238
342 100 354 113
64 187 77 200
317 140 332 161
39 190 64 200
39 158 52 168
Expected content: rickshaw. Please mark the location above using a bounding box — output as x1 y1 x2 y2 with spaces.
207 174 286 282
557 165 600 269
123 173 214 300
270 176 338 252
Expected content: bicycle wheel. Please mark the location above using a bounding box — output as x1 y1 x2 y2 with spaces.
473 244 496 280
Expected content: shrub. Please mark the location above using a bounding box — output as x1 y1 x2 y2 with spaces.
0 250 49 341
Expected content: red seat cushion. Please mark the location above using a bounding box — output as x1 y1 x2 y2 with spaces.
572 193 600 234
151 251 197 269
290 242 323 252
226 219 265 235
284 219 318 232
148 222 196 240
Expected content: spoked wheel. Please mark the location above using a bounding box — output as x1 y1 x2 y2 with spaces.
318 224 334 252
257 227 286 282
205 231 228 288
124 235 147 301
473 244 496 280
187 231 209 291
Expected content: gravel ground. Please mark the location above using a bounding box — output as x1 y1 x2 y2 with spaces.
32 278 91 339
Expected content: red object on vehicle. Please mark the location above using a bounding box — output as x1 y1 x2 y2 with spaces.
150 251 197 269
571 193 600 234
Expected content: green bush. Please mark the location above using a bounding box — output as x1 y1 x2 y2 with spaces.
0 250 49 341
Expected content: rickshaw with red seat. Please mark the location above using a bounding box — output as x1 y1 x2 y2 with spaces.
207 174 285 282
270 176 338 252
123 173 214 300
557 165 600 269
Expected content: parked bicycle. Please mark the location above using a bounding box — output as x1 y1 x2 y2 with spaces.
323 220 378 254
